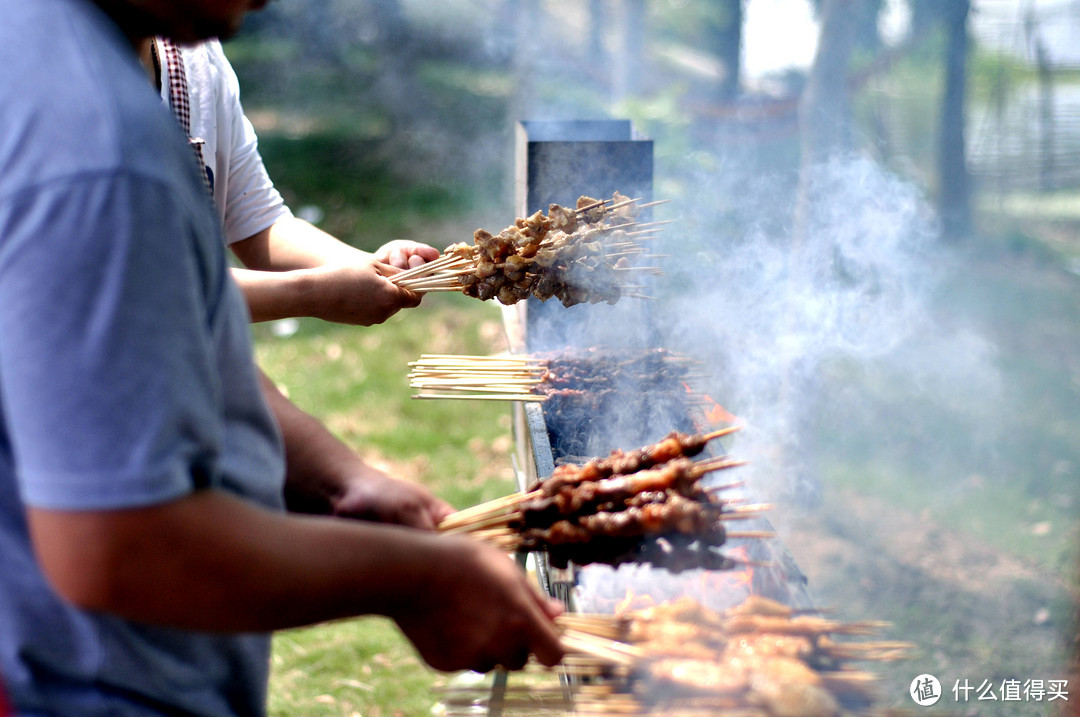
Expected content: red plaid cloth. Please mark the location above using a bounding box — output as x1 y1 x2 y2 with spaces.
157 38 213 198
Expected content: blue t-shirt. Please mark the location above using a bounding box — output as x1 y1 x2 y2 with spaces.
0 1 286 715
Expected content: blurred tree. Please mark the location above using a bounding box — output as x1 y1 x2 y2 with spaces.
368 0 426 132
794 0 859 241
588 0 610 73
811 0 882 55
908 0 941 43
615 0 647 101
937 0 972 239
1026 9 1056 192
508 0 541 120
710 0 743 102
853 0 884 54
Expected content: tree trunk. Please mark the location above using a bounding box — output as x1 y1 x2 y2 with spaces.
370 0 420 129
1035 38 1055 192
615 0 646 101
937 0 972 240
793 0 859 242
712 0 743 102
588 0 609 73
510 0 541 120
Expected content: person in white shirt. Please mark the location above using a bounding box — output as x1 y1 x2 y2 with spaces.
142 36 439 326
134 35 451 526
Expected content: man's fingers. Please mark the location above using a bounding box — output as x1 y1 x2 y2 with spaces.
416 245 440 261
528 617 566 668
407 254 426 269
518 590 566 668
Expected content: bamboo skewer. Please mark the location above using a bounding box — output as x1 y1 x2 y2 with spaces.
437 426 747 532
412 393 547 401
390 194 668 302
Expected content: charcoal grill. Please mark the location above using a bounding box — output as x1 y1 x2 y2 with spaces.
464 120 817 717
503 119 813 612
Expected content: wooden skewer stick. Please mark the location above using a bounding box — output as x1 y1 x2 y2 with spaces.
409 380 545 389
691 457 750 473
440 514 521 535
702 425 745 441
408 374 545 383
409 384 542 394
399 281 465 291
398 286 463 294
417 353 502 360
726 501 773 513
704 480 747 495
389 254 469 283
396 274 467 286
724 530 777 539
409 376 543 384
627 218 675 229
573 197 609 214
438 493 533 530
601 196 643 213
559 632 640 667
412 393 546 401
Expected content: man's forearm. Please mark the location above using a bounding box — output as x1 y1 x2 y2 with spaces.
26 490 566 672
27 490 441 632
231 266 319 322
231 218 369 272
257 370 357 514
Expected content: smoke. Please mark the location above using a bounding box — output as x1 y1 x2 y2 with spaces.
648 155 1004 503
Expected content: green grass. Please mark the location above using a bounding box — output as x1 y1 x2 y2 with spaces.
269 617 436 717
254 293 518 510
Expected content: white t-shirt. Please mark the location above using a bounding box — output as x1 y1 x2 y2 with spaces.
155 38 292 245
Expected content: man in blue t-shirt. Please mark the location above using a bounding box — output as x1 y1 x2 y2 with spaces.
0 1 564 715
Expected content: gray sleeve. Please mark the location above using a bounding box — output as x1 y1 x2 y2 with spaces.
0 172 226 510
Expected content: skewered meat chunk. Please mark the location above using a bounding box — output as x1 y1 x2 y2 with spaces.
586 596 904 716
745 656 840 717
642 656 751 696
725 633 817 661
547 202 577 231
731 595 796 618
532 433 715 495
621 596 726 630
518 498 724 549
395 192 656 306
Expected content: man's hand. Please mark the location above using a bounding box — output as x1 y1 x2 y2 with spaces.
330 469 453 531
230 221 432 325
233 260 422 325
394 536 566 673
374 240 440 270
298 260 422 325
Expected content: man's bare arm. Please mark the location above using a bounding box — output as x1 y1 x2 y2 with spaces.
229 219 428 324
258 370 452 529
27 492 563 672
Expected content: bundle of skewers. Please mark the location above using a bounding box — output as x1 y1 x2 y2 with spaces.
439 427 771 568
408 347 700 403
389 192 668 307
436 595 914 717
